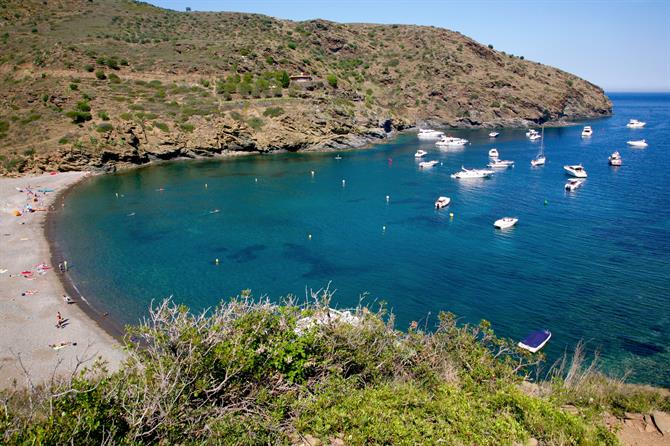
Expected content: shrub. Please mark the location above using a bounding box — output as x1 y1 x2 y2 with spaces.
65 110 92 123
108 73 121 83
96 123 113 133
0 120 8 132
275 70 290 88
69 83 78 91
326 74 338 88
58 137 69 144
263 107 284 118
247 117 264 130
120 112 131 120
488 44 494 49
23 148 35 156
180 123 194 132
98 111 109 121
567 79 574 87
153 121 169 132
95 69 106 80
287 41 297 50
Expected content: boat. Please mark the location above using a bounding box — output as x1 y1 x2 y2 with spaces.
419 160 440 169
609 151 622 166
450 166 495 179
565 178 585 191
488 131 500 138
487 159 514 169
417 128 445 140
581 126 593 137
531 155 546 167
493 217 518 229
434 196 451 209
563 164 588 178
414 149 428 158
626 119 646 128
518 330 551 353
334 154 343 160
436 136 469 147
529 132 542 141
531 126 547 166
488 148 499 159
525 129 539 137
627 139 648 148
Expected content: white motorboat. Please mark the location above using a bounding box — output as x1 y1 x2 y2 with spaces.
488 159 514 169
436 136 469 147
488 131 500 138
494 217 518 229
488 148 499 159
419 160 439 169
627 139 648 148
417 128 445 140
564 164 588 178
531 126 546 166
626 119 646 128
434 196 451 209
609 151 622 166
529 133 542 141
450 166 494 179
565 178 584 191
581 126 593 137
526 129 539 137
531 155 546 167
414 149 428 158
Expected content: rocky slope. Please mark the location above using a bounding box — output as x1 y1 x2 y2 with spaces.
0 0 611 174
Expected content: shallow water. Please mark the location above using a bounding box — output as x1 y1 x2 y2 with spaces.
55 93 670 385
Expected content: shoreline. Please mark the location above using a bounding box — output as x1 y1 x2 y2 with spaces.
0 172 124 389
45 175 127 343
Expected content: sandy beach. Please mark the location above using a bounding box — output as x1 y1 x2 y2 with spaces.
0 172 124 389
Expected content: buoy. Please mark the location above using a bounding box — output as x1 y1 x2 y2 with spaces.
255 178 258 183
215 258 219 265
382 225 387 232
308 234 312 240
311 170 315 177
544 199 548 206
205 183 208 189
386 195 390 203
115 192 119 198
449 212 454 219
342 179 346 187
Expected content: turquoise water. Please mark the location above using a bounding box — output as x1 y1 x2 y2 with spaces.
55 93 670 385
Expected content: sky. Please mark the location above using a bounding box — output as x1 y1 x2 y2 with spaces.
147 1 670 92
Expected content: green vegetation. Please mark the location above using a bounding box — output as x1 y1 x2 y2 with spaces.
326 74 338 88
263 107 284 118
95 69 106 80
0 294 663 445
65 100 92 124
96 122 113 133
153 121 169 132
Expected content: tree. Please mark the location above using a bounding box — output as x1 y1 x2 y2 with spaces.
326 74 338 88
276 70 290 88
185 7 191 12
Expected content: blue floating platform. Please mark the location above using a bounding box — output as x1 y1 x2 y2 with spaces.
518 329 551 353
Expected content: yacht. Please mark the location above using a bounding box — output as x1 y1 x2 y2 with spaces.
488 131 500 138
525 129 539 138
531 126 546 166
488 159 514 169
494 217 518 229
609 151 622 166
436 136 469 147
565 178 585 191
531 155 546 167
417 128 445 140
581 126 593 137
450 166 494 179
529 132 542 141
419 160 440 169
434 196 451 209
626 119 646 128
563 164 588 178
627 139 648 148
488 148 499 159
414 149 428 158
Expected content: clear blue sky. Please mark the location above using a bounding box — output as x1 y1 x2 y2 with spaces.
147 0 670 92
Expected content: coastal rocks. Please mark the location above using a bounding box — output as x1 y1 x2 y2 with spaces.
653 411 670 435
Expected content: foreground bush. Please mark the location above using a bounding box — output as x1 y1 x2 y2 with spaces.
0 290 664 445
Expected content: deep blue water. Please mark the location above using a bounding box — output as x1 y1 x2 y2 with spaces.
55 93 670 386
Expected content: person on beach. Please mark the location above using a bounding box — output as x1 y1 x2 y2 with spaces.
58 262 64 273
63 295 73 304
63 260 68 271
56 312 63 328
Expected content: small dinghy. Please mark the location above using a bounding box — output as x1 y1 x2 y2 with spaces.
488 148 499 159
626 119 646 128
518 329 552 353
434 196 451 209
565 178 584 191
414 149 428 158
488 131 500 138
488 159 514 169
609 151 622 166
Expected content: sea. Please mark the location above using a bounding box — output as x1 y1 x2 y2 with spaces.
53 93 670 386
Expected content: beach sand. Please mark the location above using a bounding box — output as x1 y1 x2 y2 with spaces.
0 172 124 389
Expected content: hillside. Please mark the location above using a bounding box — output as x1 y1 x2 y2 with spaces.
0 0 611 174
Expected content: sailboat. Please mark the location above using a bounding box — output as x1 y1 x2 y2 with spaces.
531 126 546 167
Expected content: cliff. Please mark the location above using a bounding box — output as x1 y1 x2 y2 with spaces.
0 0 612 174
